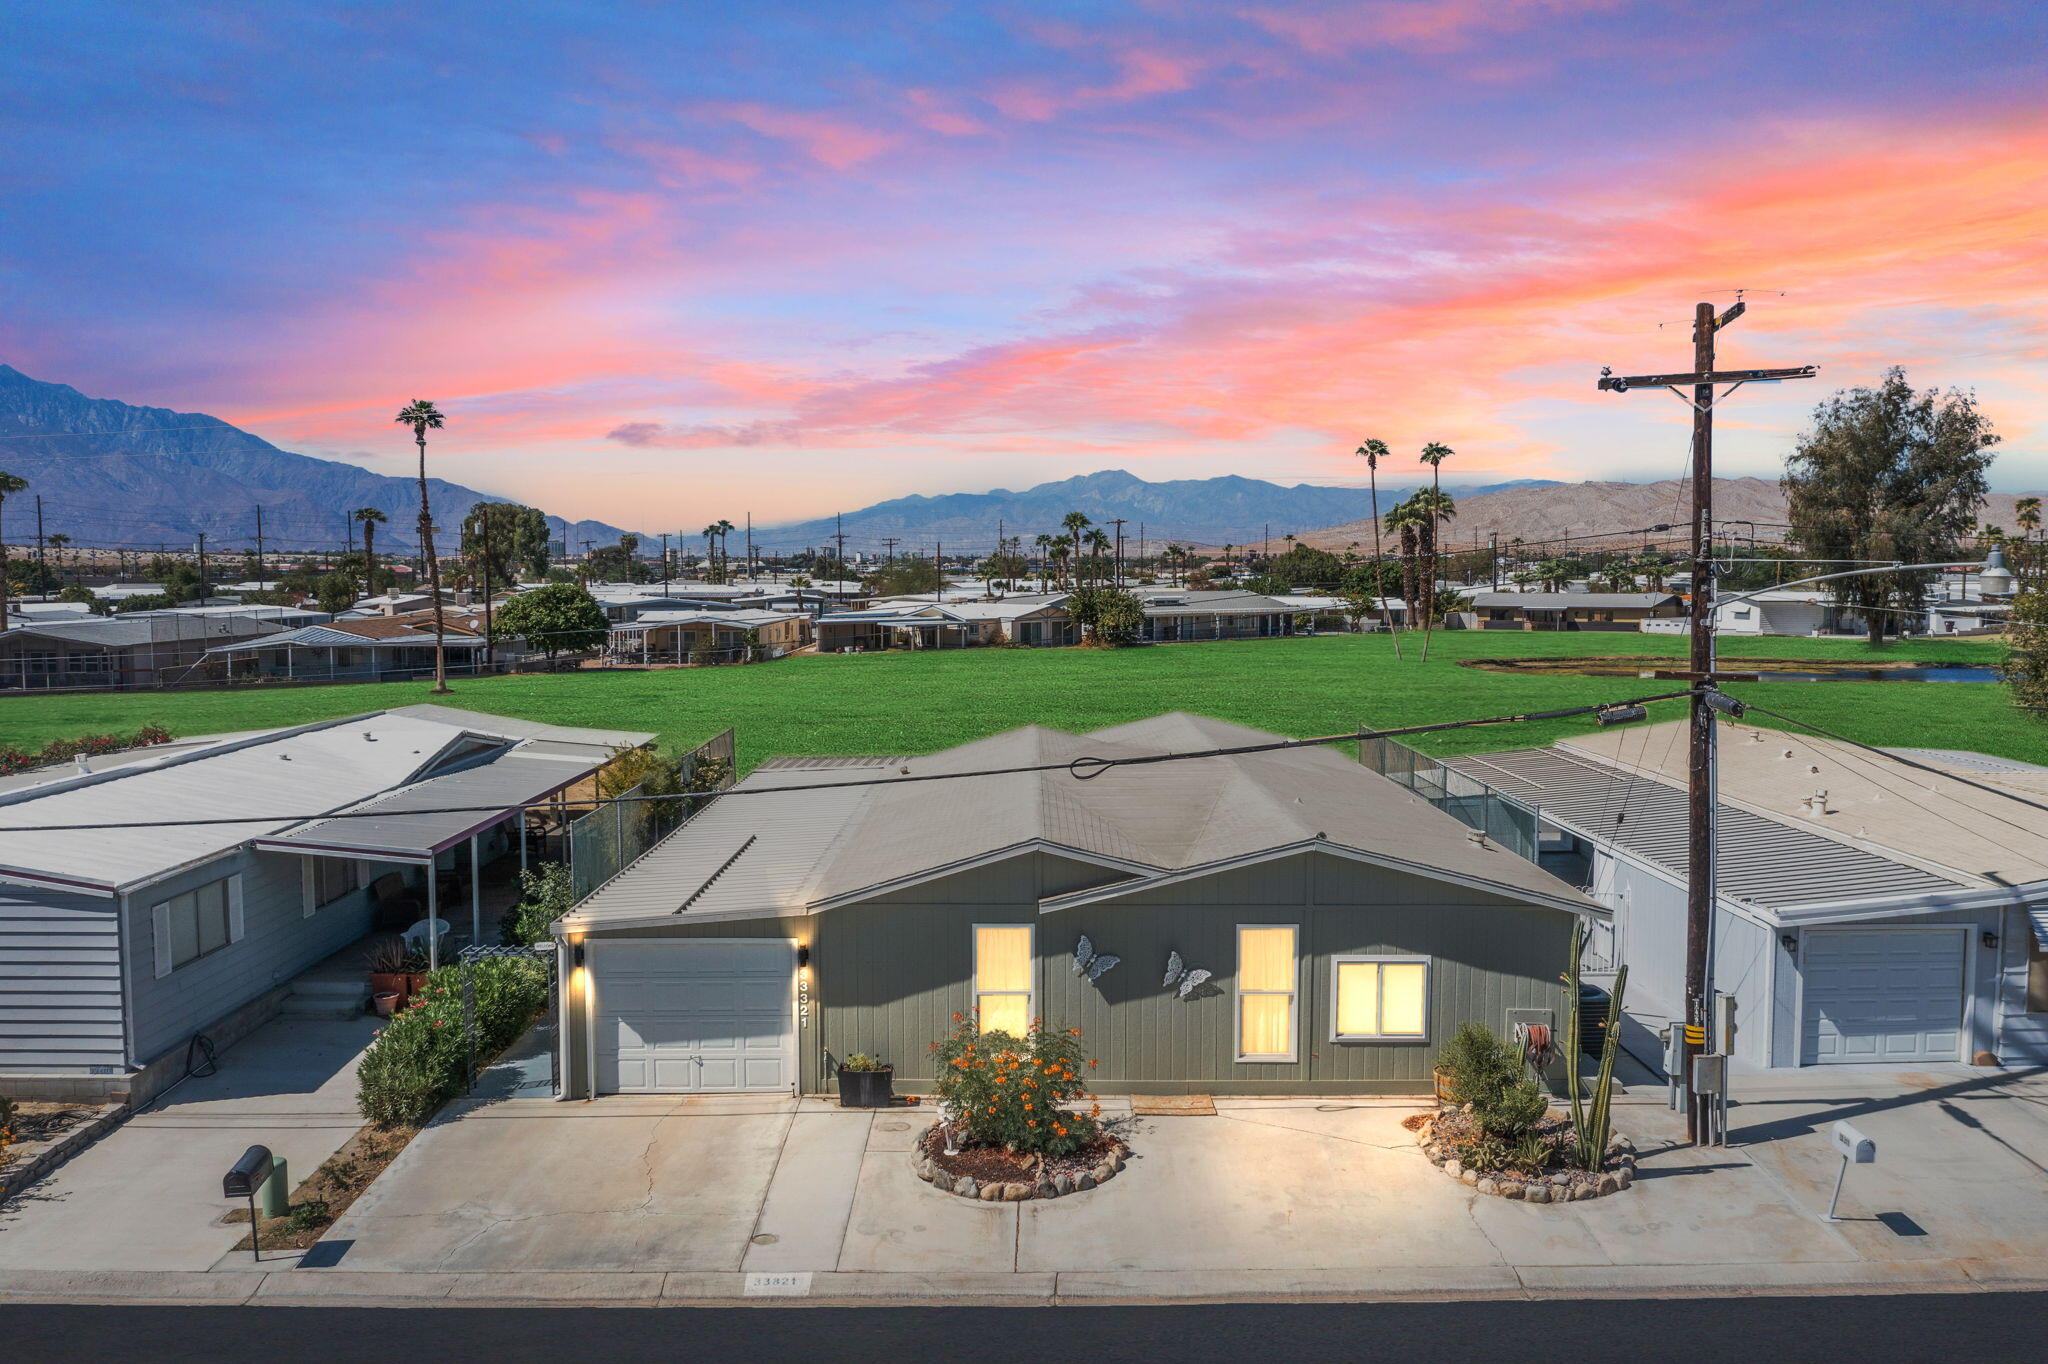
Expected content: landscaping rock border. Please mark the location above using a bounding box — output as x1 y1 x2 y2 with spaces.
909 1124 1128 1201
1412 1115 1636 1203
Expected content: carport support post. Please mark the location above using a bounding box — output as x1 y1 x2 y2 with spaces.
427 872 439 971
470 834 481 946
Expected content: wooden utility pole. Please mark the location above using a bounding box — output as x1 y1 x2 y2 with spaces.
1109 518 1128 588
746 512 755 581
479 507 495 671
254 506 265 590
34 495 46 583
1597 299 1815 1144
195 531 208 597
881 536 898 565
933 541 943 603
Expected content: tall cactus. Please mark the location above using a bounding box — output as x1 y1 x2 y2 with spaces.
1563 920 1630 1171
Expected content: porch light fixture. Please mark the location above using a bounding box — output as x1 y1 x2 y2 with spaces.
572 942 586 967
796 944 811 970
1779 934 1798 953
1981 931 1999 951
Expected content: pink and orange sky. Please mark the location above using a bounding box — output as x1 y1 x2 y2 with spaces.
5 2 2045 527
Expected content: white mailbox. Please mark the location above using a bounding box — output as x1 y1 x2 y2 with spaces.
1831 1121 1876 1164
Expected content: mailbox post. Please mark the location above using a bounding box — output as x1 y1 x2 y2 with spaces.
1822 1120 1876 1222
223 1144 275 1262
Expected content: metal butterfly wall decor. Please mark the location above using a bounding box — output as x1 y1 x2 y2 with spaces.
1163 950 1212 999
1072 935 1120 982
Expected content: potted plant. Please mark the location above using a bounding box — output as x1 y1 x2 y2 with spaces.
365 938 411 1010
402 944 432 1000
836 1053 894 1108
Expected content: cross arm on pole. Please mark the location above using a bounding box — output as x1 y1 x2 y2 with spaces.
1597 365 1816 393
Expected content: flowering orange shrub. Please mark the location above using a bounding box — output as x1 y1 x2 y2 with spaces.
929 1012 1101 1156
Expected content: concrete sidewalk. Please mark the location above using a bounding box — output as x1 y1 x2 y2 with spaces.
0 1016 377 1272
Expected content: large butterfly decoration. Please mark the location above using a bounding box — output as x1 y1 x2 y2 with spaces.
1163 950 1212 999
1072 935 1120 982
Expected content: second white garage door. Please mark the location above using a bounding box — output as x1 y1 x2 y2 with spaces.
1802 927 1967 1064
593 939 795 1094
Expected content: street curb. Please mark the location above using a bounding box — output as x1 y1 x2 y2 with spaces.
2 1259 2046 1308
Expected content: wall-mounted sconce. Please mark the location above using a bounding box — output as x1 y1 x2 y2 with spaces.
796 944 812 970
1981 931 1999 951
573 942 586 967
1778 934 1798 953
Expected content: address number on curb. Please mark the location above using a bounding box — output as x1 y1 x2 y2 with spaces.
744 1272 813 1297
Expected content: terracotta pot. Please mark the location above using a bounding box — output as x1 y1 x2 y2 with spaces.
369 971 408 1004
373 992 400 1018
406 972 430 997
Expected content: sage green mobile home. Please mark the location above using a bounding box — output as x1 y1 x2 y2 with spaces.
558 714 1600 1098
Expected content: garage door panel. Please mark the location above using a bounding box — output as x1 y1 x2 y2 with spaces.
1803 928 1965 1064
594 941 795 1094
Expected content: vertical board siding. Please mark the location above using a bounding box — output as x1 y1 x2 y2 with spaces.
579 852 1582 1095
0 885 124 1073
124 851 383 1067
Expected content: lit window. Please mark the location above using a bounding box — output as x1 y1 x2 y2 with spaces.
1333 957 1430 1039
1237 925 1298 1061
974 924 1034 1036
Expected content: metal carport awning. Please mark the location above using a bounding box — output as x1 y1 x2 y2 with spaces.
251 753 604 967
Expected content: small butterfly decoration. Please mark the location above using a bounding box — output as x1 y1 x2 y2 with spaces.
1163 950 1212 1000
1072 935 1120 982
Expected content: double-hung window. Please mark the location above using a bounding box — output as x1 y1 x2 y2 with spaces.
314 858 360 909
1332 957 1430 1040
974 924 1035 1036
1236 925 1298 1061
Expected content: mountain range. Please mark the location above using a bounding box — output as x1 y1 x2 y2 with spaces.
751 469 1559 553
0 365 637 554
1270 477 2048 556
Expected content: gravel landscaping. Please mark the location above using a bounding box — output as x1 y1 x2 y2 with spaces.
911 1123 1129 1201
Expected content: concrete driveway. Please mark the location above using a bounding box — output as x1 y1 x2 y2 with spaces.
310 1060 2048 1297
0 1017 377 1272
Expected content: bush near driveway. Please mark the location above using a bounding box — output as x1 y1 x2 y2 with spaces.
930 1013 1103 1157
356 956 549 1127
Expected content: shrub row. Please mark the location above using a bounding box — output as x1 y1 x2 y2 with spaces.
356 956 550 1127
0 723 172 776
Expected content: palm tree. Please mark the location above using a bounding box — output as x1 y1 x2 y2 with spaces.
1417 442 1453 661
702 524 721 582
0 469 26 627
1084 528 1112 588
1033 533 1057 589
1355 438 1402 653
1384 498 1425 631
47 533 70 581
2017 497 2042 575
394 399 451 693
714 518 738 581
353 507 388 600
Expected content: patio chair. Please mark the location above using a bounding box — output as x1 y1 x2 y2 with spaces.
369 872 425 932
403 917 452 957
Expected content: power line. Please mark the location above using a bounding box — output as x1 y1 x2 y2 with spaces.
0 689 1698 833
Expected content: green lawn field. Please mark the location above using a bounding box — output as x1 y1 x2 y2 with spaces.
0 630 2031 771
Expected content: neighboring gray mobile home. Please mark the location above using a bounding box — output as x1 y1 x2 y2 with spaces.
0 706 649 1100
556 714 1604 1098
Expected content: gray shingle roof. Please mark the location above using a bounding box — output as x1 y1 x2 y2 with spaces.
1447 747 1966 911
565 713 1600 930
1469 592 1680 610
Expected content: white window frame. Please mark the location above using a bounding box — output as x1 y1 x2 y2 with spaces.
972 922 1036 1035
151 873 245 977
1234 923 1299 1063
1330 955 1432 1042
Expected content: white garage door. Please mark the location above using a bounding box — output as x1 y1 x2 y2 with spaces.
594 940 795 1094
1802 928 1966 1064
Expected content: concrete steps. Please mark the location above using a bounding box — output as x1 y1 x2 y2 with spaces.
278 976 369 1020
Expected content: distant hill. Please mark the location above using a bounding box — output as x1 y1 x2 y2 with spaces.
754 468 1559 553
0 365 639 554
1269 476 2048 554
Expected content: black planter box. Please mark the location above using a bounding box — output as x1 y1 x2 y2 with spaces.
837 1066 894 1108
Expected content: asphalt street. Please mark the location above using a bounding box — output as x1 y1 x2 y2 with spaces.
2 1292 2041 1362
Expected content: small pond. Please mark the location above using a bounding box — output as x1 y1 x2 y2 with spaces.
1465 657 1998 683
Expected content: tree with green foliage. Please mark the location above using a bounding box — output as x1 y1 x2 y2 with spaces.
352 507 388 599
55 584 112 616
1262 542 1346 588
0 469 23 627
1069 586 1145 646
500 862 574 947
460 501 551 583
583 533 650 584
314 572 358 616
491 582 609 660
862 557 942 597
1784 367 1998 645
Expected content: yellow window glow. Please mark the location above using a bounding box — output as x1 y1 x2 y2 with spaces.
1238 927 1295 992
1381 962 1427 1036
1335 961 1380 1036
1240 993 1293 1057
975 925 1033 1035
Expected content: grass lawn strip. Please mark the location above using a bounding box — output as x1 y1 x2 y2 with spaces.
0 631 2029 771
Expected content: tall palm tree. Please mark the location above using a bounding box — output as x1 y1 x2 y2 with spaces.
353 507 388 600
1416 442 1453 661
394 399 451 693
0 470 26 627
2018 497 2042 575
1384 498 1425 632
47 533 70 581
1084 528 1112 588
1355 439 1401 653
1033 533 1057 589
714 518 738 582
702 524 721 582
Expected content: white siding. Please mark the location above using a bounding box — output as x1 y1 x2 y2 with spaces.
0 883 125 1074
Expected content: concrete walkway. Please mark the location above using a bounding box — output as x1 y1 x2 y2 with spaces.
0 1016 377 1272
4 1050 2044 1305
